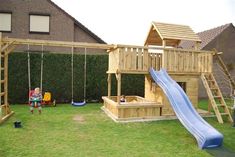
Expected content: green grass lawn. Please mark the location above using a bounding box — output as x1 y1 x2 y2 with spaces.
0 103 235 157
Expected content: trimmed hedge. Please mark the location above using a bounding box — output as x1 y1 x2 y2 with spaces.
8 53 144 104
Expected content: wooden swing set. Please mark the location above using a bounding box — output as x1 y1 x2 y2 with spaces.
0 32 114 124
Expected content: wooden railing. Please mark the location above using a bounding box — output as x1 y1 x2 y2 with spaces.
108 45 213 74
163 49 213 73
118 47 149 73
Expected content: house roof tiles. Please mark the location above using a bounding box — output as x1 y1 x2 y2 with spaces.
180 23 232 49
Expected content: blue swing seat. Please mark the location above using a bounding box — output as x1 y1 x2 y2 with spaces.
71 100 86 107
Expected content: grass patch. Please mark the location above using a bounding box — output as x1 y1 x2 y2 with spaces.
0 102 235 157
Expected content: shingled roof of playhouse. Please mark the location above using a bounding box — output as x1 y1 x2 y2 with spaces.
144 22 201 47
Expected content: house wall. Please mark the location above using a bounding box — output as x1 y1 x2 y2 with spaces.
0 0 74 41
145 74 199 115
74 25 106 54
0 0 105 54
199 24 235 98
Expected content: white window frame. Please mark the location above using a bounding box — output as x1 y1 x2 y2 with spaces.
29 14 50 34
0 12 12 32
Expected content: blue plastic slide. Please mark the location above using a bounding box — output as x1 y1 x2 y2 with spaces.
149 68 223 149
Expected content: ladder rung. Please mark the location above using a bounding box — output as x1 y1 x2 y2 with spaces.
1 80 5 83
0 92 5 96
210 87 218 90
213 96 221 98
1 55 4 57
207 80 214 82
1 68 4 71
220 113 229 116
216 104 225 107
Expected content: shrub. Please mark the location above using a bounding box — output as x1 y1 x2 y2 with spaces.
8 53 144 103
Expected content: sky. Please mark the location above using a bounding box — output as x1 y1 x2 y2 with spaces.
52 0 235 45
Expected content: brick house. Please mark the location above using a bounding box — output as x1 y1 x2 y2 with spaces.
0 0 106 54
181 23 235 97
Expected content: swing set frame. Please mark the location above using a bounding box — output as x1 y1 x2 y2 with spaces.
0 32 114 124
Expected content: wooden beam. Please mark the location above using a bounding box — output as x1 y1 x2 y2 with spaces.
1 41 15 53
2 37 115 51
162 40 166 48
0 32 2 107
0 92 5 96
117 73 121 105
107 74 111 98
4 44 16 56
0 111 14 124
4 50 8 109
194 41 201 50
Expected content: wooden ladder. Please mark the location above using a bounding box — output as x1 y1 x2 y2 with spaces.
0 36 13 124
201 73 233 123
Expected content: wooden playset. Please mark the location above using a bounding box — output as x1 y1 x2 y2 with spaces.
102 22 233 123
0 22 233 124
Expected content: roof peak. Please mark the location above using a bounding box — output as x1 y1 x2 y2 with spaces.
198 23 232 34
145 22 201 46
152 21 190 27
180 23 233 49
47 0 106 43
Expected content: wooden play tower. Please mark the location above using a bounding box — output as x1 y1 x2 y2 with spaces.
102 22 233 123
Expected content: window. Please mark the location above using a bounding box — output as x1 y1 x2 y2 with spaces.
0 12 12 32
29 14 50 33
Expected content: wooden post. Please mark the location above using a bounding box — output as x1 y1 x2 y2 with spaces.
4 49 8 114
162 40 166 48
0 32 2 112
195 41 200 50
162 40 166 69
208 100 212 113
116 73 121 105
107 73 111 98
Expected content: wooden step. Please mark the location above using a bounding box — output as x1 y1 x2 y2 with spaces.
220 113 229 116
1 68 4 71
1 80 5 83
210 87 218 90
0 92 5 96
213 96 221 98
1 104 7 107
216 104 225 107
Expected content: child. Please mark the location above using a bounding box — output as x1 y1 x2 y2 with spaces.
120 95 126 103
30 87 42 114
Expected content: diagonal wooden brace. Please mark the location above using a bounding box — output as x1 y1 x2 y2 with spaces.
1 41 15 53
